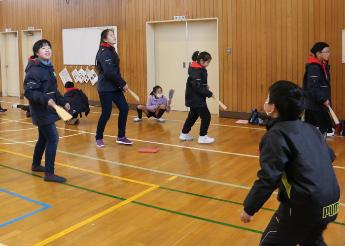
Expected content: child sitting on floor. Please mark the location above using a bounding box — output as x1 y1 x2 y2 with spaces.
133 85 169 123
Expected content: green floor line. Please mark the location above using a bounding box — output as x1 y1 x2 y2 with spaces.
0 164 263 234
1 163 344 231
160 186 276 212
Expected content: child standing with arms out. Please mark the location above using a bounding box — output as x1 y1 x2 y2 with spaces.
179 51 214 144
134 86 168 123
241 80 340 245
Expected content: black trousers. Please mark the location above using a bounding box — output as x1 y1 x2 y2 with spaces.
96 91 129 139
182 106 211 136
260 205 334 246
32 123 59 174
305 109 333 134
137 108 166 119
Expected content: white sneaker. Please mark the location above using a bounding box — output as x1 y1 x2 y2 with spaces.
179 133 194 141
327 130 335 137
133 117 142 122
156 118 165 123
198 135 215 144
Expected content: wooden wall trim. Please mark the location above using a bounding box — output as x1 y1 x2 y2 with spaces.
1 0 345 118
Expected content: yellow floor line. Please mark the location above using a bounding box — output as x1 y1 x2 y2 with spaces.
167 175 177 181
34 185 159 246
0 147 156 187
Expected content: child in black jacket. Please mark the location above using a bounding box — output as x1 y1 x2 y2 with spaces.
64 81 90 125
241 80 340 245
95 29 132 147
303 42 333 137
179 51 214 144
24 39 70 183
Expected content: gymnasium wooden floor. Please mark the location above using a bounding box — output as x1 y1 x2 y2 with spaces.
0 97 344 246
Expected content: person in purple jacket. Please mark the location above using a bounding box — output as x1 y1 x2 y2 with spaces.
134 86 169 123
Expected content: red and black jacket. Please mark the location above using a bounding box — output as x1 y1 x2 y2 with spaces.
303 57 331 111
185 61 213 108
24 57 66 126
64 87 90 117
95 42 126 92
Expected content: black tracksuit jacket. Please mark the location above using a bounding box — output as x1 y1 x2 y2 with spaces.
244 119 340 221
185 62 213 108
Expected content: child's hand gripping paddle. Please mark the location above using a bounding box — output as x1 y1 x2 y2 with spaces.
167 89 175 112
53 105 73 121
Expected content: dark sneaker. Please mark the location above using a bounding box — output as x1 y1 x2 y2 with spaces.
31 165 45 172
66 118 79 125
96 139 105 148
0 108 7 112
116 137 133 145
44 174 66 183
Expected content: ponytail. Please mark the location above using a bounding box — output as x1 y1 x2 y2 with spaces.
192 51 212 63
192 51 199 61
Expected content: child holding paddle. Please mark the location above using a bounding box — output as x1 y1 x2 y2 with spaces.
241 80 340 245
303 42 334 138
95 29 132 147
134 85 170 123
179 51 214 144
24 39 70 183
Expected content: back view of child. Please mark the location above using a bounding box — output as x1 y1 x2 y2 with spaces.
64 81 90 125
179 51 214 144
240 80 340 245
134 85 168 123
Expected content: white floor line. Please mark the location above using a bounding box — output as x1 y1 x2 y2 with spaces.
0 121 13 125
0 133 84 145
0 127 37 133
0 99 265 131
89 111 266 131
5 118 345 170
0 134 344 207
59 126 260 159
3 119 261 158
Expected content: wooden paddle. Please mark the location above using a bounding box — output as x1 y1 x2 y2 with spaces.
127 88 140 103
208 86 227 111
328 105 342 135
53 105 73 121
328 106 340 125
167 89 175 112
212 96 227 110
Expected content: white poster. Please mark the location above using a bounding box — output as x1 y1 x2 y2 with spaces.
59 68 73 85
71 69 81 83
62 26 117 65
84 68 91 84
78 68 87 83
88 69 98 86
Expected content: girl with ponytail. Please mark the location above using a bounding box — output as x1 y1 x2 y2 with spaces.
179 51 215 144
